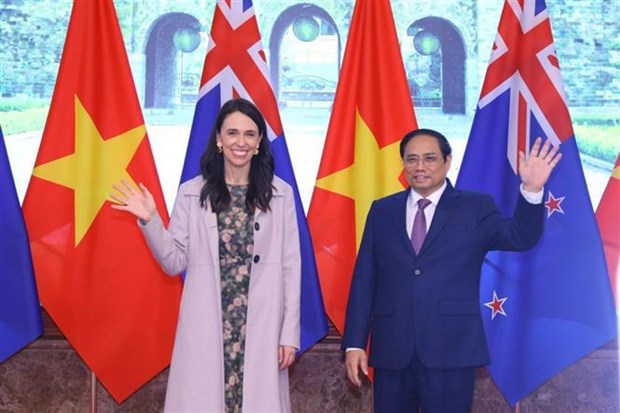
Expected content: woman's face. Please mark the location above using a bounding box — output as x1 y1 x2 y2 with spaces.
217 111 262 173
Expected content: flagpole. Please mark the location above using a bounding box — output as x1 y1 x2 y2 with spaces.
90 370 97 413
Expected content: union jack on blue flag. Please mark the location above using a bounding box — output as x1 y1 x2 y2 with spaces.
456 0 617 405
180 0 328 354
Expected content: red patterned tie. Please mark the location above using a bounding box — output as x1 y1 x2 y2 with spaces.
411 198 431 254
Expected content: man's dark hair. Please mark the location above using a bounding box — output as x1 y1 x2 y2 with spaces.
399 128 452 160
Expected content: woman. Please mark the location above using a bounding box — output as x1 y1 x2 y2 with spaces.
111 98 301 412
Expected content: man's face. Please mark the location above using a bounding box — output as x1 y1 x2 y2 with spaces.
402 134 451 197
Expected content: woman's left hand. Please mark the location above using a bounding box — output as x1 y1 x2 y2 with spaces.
110 180 157 222
278 345 296 370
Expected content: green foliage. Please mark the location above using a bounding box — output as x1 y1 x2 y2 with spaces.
574 125 620 163
572 112 620 127
0 97 48 112
0 107 49 135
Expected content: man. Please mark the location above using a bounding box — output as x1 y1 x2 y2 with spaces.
342 128 561 412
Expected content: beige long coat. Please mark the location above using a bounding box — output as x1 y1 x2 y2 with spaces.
141 175 301 413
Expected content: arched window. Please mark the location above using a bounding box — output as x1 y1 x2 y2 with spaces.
144 13 202 108
405 17 466 114
269 4 341 108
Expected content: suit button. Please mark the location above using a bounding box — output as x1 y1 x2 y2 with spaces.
253 255 260 264
254 222 260 231
414 269 422 276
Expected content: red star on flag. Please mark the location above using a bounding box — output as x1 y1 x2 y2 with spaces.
484 291 508 320
545 191 565 217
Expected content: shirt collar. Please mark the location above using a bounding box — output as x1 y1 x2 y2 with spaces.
408 179 448 207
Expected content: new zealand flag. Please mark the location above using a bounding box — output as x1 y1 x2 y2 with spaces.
456 0 617 404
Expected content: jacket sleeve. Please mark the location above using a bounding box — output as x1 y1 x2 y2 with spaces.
278 185 301 349
140 185 190 276
341 201 377 350
481 192 545 252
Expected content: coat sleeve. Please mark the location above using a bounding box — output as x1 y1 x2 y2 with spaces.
480 192 545 252
140 185 190 276
341 201 377 350
278 185 301 349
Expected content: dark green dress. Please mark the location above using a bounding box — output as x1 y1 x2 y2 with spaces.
217 184 254 413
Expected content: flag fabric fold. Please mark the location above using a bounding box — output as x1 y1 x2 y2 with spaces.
21 0 182 402
596 153 620 307
0 126 43 363
307 0 418 334
179 0 327 353
456 0 617 404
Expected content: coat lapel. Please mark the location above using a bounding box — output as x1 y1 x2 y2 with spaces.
389 189 415 256
252 180 284 231
205 206 219 269
190 178 285 280
418 181 461 255
185 178 220 269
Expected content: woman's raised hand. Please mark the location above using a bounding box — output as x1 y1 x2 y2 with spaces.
110 180 157 223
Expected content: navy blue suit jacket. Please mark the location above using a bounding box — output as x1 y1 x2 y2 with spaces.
341 181 544 370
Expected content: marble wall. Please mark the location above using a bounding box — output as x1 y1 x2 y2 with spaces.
0 316 617 412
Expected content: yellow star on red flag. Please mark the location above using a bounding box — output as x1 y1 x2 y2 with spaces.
21 1 181 402
307 0 418 335
315 108 403 249
32 96 144 246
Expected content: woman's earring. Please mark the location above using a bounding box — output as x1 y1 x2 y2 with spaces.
216 142 223 153
254 145 259 156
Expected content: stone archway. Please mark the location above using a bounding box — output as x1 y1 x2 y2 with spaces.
144 13 201 108
268 3 341 104
407 17 466 114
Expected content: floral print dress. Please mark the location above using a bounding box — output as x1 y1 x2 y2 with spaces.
217 184 254 413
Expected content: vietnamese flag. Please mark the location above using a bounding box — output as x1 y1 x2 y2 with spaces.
596 153 620 307
22 0 182 403
307 0 418 334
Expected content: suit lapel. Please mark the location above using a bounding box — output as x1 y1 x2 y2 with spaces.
419 181 461 255
389 189 415 256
